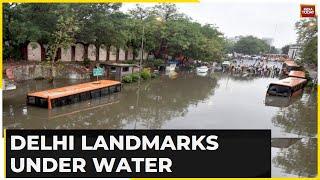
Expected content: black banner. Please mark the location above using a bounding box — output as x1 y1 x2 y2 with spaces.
6 129 271 178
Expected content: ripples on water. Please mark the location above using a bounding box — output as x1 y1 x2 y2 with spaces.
3 69 317 177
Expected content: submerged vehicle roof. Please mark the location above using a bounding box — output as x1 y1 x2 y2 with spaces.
28 80 121 99
284 60 299 67
288 71 306 78
269 77 307 87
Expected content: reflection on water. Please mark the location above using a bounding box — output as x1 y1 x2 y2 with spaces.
265 95 302 108
272 138 317 177
271 93 317 137
3 71 317 177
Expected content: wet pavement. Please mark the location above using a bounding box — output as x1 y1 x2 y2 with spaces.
3 69 317 177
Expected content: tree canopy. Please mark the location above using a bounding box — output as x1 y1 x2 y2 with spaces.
281 45 290 55
4 3 226 62
232 36 270 55
295 18 317 65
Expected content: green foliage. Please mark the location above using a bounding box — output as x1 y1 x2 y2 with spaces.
306 80 316 88
83 58 91 66
122 69 155 83
295 18 317 65
4 3 226 63
153 59 165 67
269 46 279 54
281 45 290 54
151 73 157 78
295 18 317 45
223 39 235 54
301 37 317 65
140 69 151 80
146 59 165 68
122 75 133 83
48 15 79 62
131 73 140 82
233 36 269 55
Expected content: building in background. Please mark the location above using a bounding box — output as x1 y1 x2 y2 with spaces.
288 44 301 60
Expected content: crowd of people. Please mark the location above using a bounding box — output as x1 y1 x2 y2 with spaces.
223 59 283 78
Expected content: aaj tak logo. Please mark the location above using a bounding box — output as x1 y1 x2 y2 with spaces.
300 4 316 18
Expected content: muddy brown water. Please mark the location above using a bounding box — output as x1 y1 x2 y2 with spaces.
3 71 317 177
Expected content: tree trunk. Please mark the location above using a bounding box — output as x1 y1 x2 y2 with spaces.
95 43 100 62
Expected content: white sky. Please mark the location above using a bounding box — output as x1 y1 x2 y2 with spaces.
121 0 318 48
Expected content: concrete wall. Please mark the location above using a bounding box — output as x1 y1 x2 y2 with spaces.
11 64 90 81
61 47 72 62
27 42 41 61
75 43 84 61
119 48 126 61
99 45 107 61
127 48 134 60
109 46 117 61
88 44 96 61
26 42 141 63
135 49 148 60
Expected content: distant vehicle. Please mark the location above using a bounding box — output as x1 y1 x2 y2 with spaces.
196 66 209 73
222 61 231 67
282 60 301 75
214 65 223 71
196 71 208 77
165 64 176 71
266 77 307 97
288 70 306 79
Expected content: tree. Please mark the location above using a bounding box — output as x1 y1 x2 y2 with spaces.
269 46 279 54
233 36 269 55
47 14 79 81
295 18 317 65
301 37 317 65
223 39 235 54
4 3 226 63
281 45 290 54
3 3 62 60
295 18 317 45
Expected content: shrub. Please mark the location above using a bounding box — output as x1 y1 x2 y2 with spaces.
122 75 132 83
153 59 165 67
131 73 140 82
145 59 165 68
306 80 317 88
140 69 151 80
83 58 90 67
151 73 157 78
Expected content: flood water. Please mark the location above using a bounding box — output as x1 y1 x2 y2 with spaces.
3 70 317 177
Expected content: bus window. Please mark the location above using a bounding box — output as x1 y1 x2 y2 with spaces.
28 96 36 105
267 85 291 97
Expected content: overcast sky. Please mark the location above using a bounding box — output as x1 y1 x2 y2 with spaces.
121 0 318 48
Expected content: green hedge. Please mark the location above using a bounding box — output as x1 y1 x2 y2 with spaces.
122 70 157 83
131 73 140 82
140 69 151 80
122 75 132 83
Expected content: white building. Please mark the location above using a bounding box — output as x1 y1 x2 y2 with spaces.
288 44 301 60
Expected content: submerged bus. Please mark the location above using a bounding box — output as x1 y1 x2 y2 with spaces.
266 77 307 97
282 60 301 75
27 80 122 109
288 70 306 79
